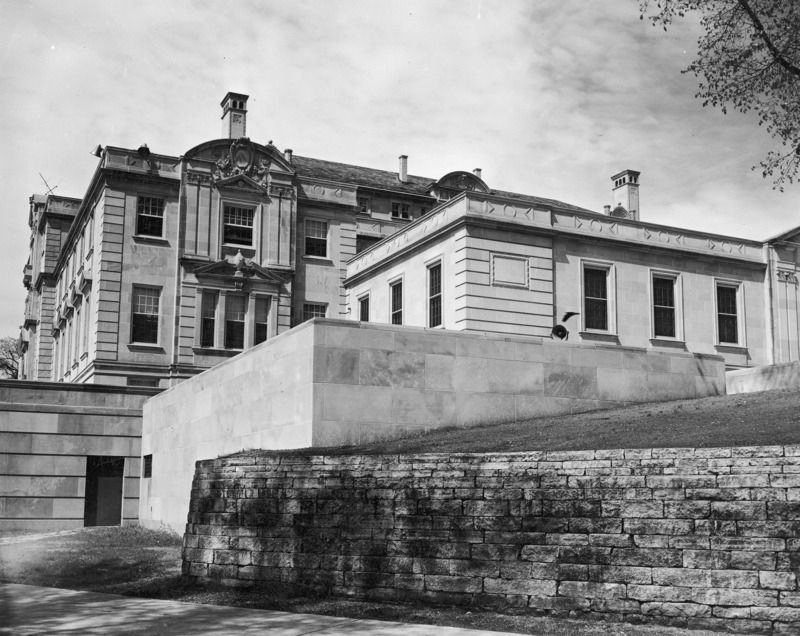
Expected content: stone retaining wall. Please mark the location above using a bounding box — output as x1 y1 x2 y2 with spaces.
183 446 800 633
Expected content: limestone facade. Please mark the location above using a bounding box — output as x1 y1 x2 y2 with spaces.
19 91 800 385
0 380 157 532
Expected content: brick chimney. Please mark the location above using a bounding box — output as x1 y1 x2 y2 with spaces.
284 149 293 163
399 155 408 183
221 92 249 139
473 168 482 179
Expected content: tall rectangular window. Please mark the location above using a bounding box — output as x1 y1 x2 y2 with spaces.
82 293 90 353
223 205 254 246
653 277 676 338
255 297 270 345
136 197 165 237
357 196 371 215
717 284 739 344
305 219 328 257
201 291 218 348
225 294 246 349
359 295 370 322
391 281 403 325
429 263 442 328
131 287 160 344
584 267 608 331
302 303 327 322
391 202 410 219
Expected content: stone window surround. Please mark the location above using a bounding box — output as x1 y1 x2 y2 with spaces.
135 195 166 238
304 218 329 259
193 288 276 352
426 255 443 329
389 274 404 325
130 285 161 346
579 259 617 336
714 277 746 348
221 201 257 250
649 268 684 342
357 292 370 322
390 201 411 220
302 302 328 323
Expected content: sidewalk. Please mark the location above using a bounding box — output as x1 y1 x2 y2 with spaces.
0 583 529 636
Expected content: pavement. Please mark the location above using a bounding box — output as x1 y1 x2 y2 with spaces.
0 583 527 636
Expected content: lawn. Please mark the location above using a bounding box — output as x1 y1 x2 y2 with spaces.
312 387 800 455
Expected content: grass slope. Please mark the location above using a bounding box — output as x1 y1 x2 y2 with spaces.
310 388 800 456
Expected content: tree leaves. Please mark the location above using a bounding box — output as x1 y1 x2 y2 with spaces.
0 336 21 379
641 0 800 189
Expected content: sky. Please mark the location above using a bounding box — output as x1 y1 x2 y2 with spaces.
0 0 798 339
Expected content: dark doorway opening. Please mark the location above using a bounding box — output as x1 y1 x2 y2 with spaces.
83 456 125 527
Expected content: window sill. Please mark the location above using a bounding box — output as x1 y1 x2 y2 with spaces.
133 235 170 245
302 255 333 265
127 343 165 353
222 243 255 251
578 331 620 343
715 344 748 353
649 338 687 349
192 346 240 357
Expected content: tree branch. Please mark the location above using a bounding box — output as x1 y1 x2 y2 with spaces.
737 0 800 77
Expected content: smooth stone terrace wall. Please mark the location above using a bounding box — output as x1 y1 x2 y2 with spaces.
183 446 800 634
0 380 159 532
141 318 724 532
727 362 800 395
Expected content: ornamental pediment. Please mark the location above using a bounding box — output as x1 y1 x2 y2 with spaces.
214 174 266 192
191 256 290 285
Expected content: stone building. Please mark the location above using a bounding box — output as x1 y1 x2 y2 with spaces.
19 92 800 385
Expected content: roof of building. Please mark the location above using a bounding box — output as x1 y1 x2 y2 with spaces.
292 154 596 215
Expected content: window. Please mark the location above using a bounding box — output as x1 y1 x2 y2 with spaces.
391 202 411 219
82 293 90 353
225 294 247 349
428 263 442 328
583 267 608 331
223 205 254 246
302 303 327 322
201 291 218 348
305 219 328 257
357 196 371 215
717 283 740 344
356 235 380 254
653 276 676 338
131 287 160 344
359 295 370 322
255 297 270 345
391 281 403 325
136 197 165 237
142 454 152 478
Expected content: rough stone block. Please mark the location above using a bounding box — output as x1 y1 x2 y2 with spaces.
558 581 626 599
760 571 796 590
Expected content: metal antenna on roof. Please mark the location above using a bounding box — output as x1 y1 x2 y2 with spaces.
38 173 60 196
